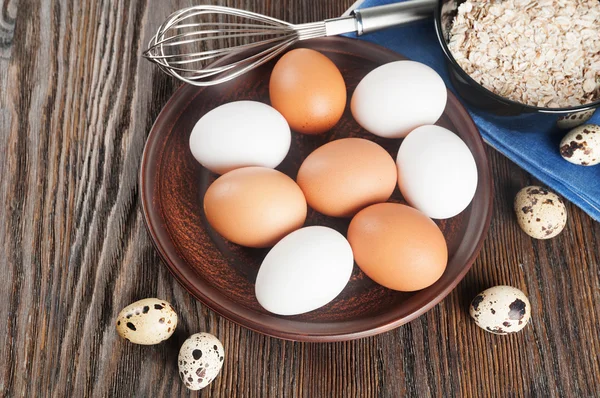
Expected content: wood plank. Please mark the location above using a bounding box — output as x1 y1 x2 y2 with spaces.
0 0 18 59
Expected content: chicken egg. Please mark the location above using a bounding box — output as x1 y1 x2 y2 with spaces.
351 61 447 138
269 48 346 135
255 226 354 315
396 125 478 219
203 167 307 248
296 138 397 217
189 101 291 175
347 203 448 292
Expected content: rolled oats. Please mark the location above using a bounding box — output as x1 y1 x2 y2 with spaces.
448 0 600 108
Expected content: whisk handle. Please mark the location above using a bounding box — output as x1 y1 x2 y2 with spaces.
353 0 437 35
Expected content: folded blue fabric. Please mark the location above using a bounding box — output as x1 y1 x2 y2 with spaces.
354 0 600 221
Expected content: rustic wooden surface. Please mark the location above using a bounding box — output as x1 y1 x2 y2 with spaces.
1 0 599 397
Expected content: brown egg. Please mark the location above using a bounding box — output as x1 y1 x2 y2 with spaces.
204 167 307 248
296 138 397 217
269 48 346 135
347 203 448 291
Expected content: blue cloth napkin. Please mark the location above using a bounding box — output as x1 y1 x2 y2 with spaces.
354 0 600 221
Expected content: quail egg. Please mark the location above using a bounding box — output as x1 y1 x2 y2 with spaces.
559 124 600 166
178 333 225 391
470 286 531 335
556 109 595 130
115 298 178 345
514 186 567 239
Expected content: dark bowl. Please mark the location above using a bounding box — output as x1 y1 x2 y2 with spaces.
435 0 600 117
140 37 493 342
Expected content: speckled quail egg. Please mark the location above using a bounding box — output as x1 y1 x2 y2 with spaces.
559 124 600 166
470 286 531 335
514 186 567 239
178 333 225 391
556 109 596 129
116 298 177 345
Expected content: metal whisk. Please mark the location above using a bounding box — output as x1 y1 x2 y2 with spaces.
143 0 437 86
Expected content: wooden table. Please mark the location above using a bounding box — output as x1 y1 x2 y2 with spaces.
1 0 599 396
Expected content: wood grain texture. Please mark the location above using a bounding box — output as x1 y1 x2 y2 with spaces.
0 0 599 397
0 0 17 59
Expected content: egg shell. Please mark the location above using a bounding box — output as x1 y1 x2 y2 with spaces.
556 109 596 129
514 186 567 239
269 48 346 135
203 167 307 248
470 286 531 335
559 124 600 166
296 138 397 217
189 101 291 175
178 333 224 391
255 226 354 315
396 125 478 219
351 60 447 138
116 298 177 345
347 203 447 292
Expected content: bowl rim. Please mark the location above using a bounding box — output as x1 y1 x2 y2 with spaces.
139 36 494 342
434 1 600 115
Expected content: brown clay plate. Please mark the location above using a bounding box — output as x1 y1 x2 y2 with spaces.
140 37 493 342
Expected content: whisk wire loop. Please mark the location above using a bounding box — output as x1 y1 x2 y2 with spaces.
143 5 327 86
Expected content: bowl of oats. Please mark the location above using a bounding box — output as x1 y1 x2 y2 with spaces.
436 0 600 115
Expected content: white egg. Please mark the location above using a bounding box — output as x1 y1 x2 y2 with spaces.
350 61 447 138
255 226 354 316
189 101 291 175
396 125 478 219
